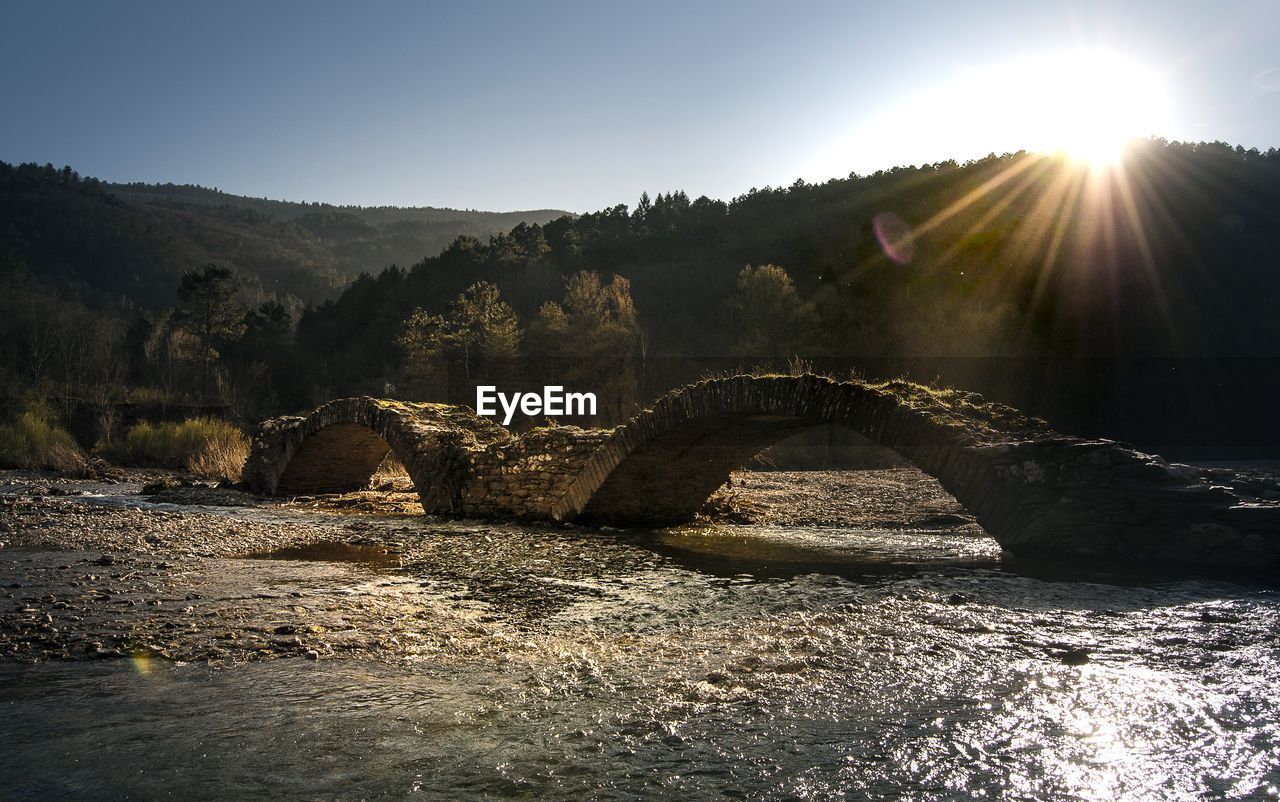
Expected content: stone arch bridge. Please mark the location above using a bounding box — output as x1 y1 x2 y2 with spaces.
243 375 1280 569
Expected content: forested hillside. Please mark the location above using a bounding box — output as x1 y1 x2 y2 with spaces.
295 139 1280 452
303 139 1280 367
3 140 1279 455
0 161 565 307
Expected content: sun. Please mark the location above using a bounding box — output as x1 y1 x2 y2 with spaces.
813 49 1173 178
1013 51 1171 169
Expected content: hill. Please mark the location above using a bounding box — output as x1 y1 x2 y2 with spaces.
0 162 568 308
106 181 563 228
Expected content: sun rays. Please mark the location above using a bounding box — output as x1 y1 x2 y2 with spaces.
820 46 1190 351
857 142 1193 355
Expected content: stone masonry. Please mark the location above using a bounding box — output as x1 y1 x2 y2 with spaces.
242 375 1280 571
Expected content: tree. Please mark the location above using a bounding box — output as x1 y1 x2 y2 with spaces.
171 264 246 401
223 300 299 419
396 308 450 399
488 222 550 267
527 271 641 421
446 281 521 384
525 300 571 358
145 314 199 404
729 264 817 361
396 281 521 402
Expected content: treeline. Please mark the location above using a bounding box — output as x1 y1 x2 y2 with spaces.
0 252 810 439
108 180 564 227
0 263 296 442
304 140 1280 372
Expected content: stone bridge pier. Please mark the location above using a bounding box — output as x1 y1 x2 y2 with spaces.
243 376 1280 571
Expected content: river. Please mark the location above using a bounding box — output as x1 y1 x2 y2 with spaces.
1 476 1278 799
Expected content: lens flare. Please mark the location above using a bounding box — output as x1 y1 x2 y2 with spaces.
873 212 916 264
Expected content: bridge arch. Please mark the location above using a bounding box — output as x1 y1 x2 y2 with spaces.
550 376 1043 543
241 397 510 513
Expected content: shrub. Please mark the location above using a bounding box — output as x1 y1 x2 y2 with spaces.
186 426 251 481
0 404 86 472
123 386 179 405
105 418 249 481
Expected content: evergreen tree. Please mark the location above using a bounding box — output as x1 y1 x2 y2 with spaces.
528 271 641 421
397 309 450 399
171 264 246 401
397 281 521 402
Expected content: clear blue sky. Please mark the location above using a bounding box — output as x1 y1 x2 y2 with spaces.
2 0 1277 212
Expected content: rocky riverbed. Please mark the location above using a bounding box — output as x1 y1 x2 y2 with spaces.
0 468 986 665
5 463 1278 666
4 468 1280 800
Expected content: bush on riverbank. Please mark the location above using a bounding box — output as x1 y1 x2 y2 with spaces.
104 418 249 481
0 404 86 472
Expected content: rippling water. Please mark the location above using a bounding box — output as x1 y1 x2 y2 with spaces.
3 508 1279 800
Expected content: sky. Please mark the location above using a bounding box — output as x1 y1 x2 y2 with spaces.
2 0 1278 212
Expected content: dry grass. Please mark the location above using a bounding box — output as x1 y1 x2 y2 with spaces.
104 418 249 481
700 356 819 382
123 386 180 405
186 431 251 481
0 406 87 472
368 453 414 491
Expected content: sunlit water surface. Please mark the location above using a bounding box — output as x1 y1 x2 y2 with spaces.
2 503 1279 800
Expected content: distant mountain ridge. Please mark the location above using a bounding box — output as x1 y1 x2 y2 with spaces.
0 161 569 308
107 180 566 228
